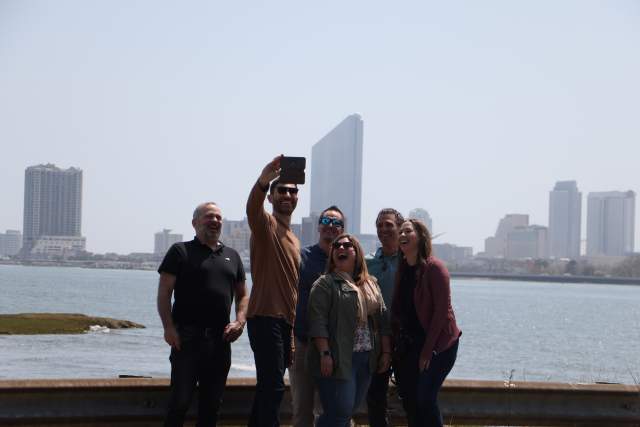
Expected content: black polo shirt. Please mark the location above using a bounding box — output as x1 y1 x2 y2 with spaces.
158 237 245 330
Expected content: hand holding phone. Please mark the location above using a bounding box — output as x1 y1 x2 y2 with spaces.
280 156 306 184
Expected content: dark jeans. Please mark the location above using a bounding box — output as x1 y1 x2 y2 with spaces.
394 339 459 427
164 326 231 427
247 316 292 427
367 368 391 427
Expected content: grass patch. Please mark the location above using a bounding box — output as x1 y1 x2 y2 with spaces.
0 313 145 334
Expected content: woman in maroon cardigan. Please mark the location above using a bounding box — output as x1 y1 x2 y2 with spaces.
391 219 461 427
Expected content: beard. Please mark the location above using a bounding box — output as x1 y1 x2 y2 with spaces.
274 201 296 216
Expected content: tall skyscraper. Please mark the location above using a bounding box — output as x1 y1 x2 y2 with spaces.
548 180 582 259
310 114 363 234
22 164 84 255
586 191 635 256
154 229 183 256
408 208 433 234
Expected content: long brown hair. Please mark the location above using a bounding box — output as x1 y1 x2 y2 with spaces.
326 233 371 287
397 219 433 279
408 219 432 262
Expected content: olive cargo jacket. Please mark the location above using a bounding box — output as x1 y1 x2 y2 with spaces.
307 272 391 380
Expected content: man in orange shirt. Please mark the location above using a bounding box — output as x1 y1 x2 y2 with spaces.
246 156 301 426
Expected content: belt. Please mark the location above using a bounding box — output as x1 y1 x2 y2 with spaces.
203 327 218 338
178 325 220 339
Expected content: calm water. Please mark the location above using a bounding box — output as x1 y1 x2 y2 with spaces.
1 264 639 383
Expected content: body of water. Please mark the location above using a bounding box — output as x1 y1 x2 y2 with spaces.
1 264 639 384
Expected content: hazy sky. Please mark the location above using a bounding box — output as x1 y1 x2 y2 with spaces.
1 1 639 254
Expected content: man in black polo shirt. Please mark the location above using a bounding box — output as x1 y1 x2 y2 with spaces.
157 202 248 427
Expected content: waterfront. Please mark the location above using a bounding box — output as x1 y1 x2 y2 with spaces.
0 264 639 384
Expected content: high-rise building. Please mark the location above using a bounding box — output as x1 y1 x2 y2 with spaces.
483 214 529 258
586 191 635 256
548 181 582 259
0 230 22 256
300 213 320 248
154 229 183 256
408 208 433 234
310 114 363 234
222 218 251 255
22 164 84 255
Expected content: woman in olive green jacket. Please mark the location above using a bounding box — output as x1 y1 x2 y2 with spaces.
307 234 391 427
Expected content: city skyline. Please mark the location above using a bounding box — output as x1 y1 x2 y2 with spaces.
3 160 639 257
1 2 639 254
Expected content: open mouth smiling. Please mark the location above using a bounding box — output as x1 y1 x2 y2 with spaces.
337 253 349 260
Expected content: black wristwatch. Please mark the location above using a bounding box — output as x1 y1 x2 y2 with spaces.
320 350 331 357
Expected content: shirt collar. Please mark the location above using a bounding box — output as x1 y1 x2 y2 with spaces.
193 236 224 253
375 247 399 260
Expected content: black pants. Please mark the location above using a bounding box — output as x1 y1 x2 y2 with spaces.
366 368 391 427
164 326 231 427
247 316 292 427
394 339 459 427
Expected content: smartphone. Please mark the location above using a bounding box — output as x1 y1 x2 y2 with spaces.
280 156 306 185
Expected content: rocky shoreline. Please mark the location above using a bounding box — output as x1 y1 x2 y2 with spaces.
0 313 145 335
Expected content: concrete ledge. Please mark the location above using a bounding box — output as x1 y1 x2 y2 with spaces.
1 378 639 426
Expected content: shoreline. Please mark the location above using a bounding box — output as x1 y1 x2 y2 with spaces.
451 271 640 285
2 260 640 286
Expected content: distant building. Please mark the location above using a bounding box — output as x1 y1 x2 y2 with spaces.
586 191 635 256
548 180 582 259
222 218 251 255
0 230 22 256
300 213 320 248
29 235 87 257
408 208 433 234
356 233 379 255
310 114 363 234
505 225 548 259
22 164 85 257
433 243 473 263
154 229 183 256
484 214 529 258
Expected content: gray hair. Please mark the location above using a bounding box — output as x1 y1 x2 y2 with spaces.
193 202 218 220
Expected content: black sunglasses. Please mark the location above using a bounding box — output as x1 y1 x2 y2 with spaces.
276 186 299 195
332 241 354 250
319 216 344 228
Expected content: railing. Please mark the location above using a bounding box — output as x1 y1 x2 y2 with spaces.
1 378 638 426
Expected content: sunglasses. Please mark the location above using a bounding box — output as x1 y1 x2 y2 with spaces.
276 186 299 195
332 241 354 250
319 216 344 228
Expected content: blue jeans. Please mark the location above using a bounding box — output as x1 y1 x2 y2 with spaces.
247 316 292 427
394 339 459 427
316 351 372 427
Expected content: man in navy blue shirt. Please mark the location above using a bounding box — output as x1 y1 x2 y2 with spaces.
289 205 345 427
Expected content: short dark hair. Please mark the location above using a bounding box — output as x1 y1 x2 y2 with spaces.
376 208 404 227
320 205 345 220
269 179 298 194
269 179 281 194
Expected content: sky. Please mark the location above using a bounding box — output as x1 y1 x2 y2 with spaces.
1 1 639 254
